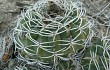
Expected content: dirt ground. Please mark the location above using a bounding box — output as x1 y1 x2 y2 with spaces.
0 0 37 32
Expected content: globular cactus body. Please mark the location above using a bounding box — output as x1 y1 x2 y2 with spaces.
13 0 90 69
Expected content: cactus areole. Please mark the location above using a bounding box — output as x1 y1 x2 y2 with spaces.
13 0 90 69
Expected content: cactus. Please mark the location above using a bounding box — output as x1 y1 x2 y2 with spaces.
82 37 110 70
12 0 100 70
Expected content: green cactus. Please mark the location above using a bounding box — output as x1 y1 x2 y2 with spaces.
82 37 110 70
13 0 91 69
